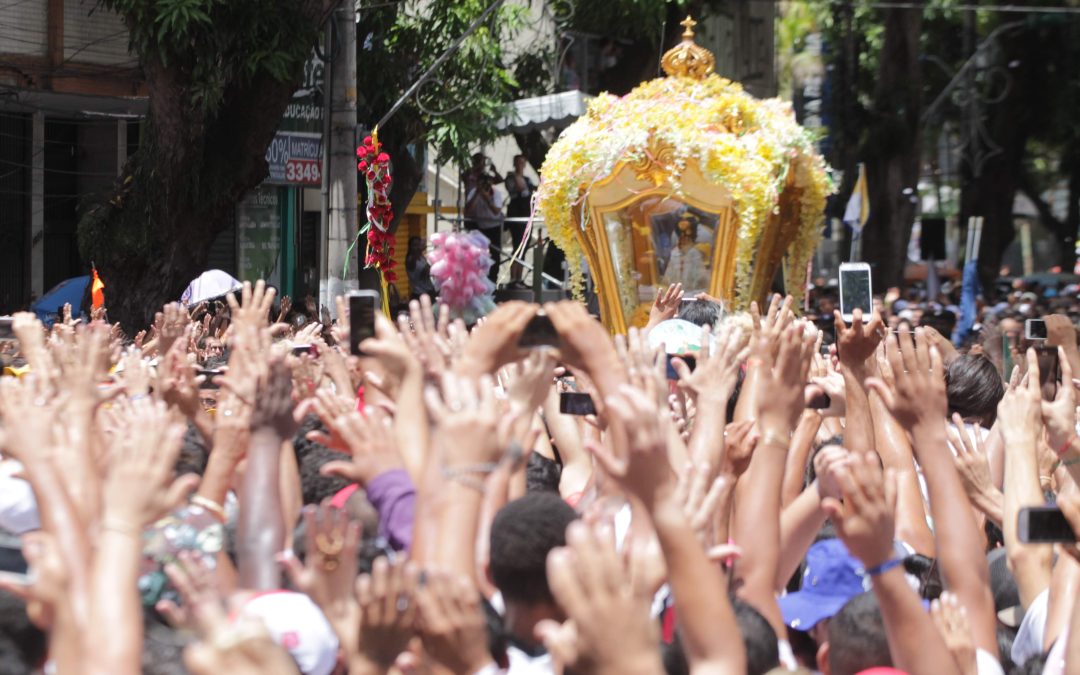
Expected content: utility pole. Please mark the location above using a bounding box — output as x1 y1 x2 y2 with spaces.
320 0 358 311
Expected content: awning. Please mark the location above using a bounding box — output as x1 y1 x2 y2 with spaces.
497 90 591 134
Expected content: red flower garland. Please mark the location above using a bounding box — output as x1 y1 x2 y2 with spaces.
356 130 396 283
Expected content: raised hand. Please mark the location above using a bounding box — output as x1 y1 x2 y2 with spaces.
226 280 276 331
931 592 978 675
456 301 537 376
425 372 502 471
536 521 663 675
591 385 675 510
103 399 198 528
833 307 884 369
672 322 749 405
647 282 684 329
719 419 758 478
1041 346 1076 452
318 407 404 486
250 359 299 441
167 552 298 675
947 417 1002 524
866 328 947 431
154 303 190 357
756 322 817 434
280 504 362 662
997 350 1044 444
355 558 420 671
409 570 490 674
821 450 898 569
543 301 623 383
673 463 732 549
749 293 794 358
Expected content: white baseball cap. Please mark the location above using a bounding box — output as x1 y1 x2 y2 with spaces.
241 591 339 675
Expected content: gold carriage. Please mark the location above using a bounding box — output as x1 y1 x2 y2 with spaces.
537 17 832 333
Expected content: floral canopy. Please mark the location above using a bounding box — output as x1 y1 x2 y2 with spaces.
536 17 832 332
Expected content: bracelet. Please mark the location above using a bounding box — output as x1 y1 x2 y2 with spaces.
759 429 789 450
865 558 903 577
191 495 228 523
443 472 487 493
102 517 143 538
443 462 500 475
1056 434 1078 457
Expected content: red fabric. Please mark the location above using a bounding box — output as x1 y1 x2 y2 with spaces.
662 605 677 644
330 483 360 510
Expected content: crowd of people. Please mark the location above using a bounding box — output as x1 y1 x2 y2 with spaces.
0 274 1078 675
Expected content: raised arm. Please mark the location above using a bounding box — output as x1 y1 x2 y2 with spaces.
733 322 815 633
595 384 746 675
822 450 961 675
867 329 998 656
833 308 883 457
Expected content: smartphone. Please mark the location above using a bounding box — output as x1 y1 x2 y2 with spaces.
1018 506 1076 543
292 344 315 356
1003 334 1016 379
806 391 832 409
0 543 29 585
559 391 596 416
348 290 380 356
518 313 559 349
197 369 222 389
1025 319 1047 341
666 354 695 380
1035 346 1060 390
838 262 873 323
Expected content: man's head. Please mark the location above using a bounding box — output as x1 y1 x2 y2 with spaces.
489 492 577 606
946 354 1004 426
678 298 724 327
732 598 781 675
820 592 891 675
513 154 527 171
472 152 487 168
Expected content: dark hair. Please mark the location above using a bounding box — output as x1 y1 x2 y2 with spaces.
175 423 210 477
732 598 780 675
827 592 892 675
489 492 578 605
142 621 191 675
677 299 724 327
293 414 351 505
525 452 562 493
0 591 46 674
946 354 1004 426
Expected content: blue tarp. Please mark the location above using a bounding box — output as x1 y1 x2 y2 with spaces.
31 276 89 326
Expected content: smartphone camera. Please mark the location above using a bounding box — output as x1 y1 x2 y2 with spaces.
348 291 380 356
1025 319 1047 341
665 353 695 380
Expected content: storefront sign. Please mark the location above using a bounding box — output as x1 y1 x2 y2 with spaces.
265 51 324 186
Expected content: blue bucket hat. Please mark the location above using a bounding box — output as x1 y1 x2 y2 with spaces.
778 538 869 631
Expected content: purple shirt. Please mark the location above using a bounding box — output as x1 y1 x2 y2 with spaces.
365 469 415 552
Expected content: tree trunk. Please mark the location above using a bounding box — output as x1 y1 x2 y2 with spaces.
860 5 923 290
960 25 1043 292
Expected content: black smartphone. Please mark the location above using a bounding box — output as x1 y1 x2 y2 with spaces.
559 391 596 416
1017 506 1076 543
349 290 380 356
666 354 695 380
519 313 559 348
806 390 832 409
1025 319 1047 341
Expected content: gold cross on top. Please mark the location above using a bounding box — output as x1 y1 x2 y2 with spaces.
680 15 697 39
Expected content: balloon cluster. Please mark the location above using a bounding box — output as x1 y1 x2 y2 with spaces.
356 129 396 282
426 231 496 324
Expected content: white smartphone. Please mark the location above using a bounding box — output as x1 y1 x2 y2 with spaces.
839 262 873 323
1025 319 1047 341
